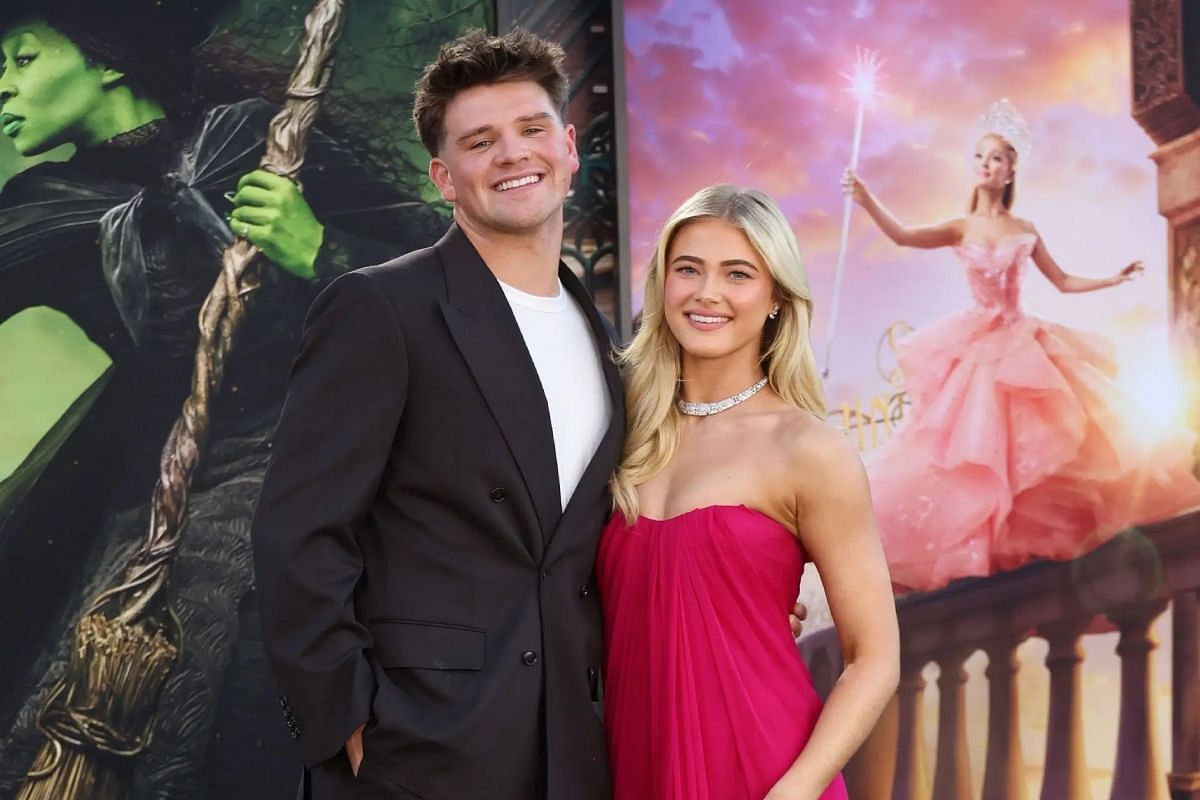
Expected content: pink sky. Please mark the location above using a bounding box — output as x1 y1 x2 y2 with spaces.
623 0 1173 421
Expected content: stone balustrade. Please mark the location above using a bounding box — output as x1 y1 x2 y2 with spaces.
799 509 1200 799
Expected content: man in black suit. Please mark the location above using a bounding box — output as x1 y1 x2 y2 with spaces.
251 28 623 799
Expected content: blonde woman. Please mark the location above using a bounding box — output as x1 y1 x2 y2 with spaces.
596 185 898 800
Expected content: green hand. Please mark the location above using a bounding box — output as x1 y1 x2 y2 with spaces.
228 169 324 280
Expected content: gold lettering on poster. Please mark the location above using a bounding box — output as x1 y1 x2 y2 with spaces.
839 392 909 451
835 322 913 451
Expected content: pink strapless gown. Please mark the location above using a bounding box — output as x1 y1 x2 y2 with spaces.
870 232 1200 592
597 504 847 800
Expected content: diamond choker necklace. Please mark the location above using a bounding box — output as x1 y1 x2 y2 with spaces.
677 376 769 417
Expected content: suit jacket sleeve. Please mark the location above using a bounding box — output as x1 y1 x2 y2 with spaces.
251 268 407 767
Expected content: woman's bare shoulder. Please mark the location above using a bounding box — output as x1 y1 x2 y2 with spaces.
764 407 859 471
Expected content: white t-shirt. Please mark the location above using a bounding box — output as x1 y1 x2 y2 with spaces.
499 278 611 510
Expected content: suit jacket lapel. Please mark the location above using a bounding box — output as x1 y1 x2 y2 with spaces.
436 225 559 558
548 266 626 552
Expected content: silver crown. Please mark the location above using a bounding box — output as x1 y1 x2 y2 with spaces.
978 98 1033 163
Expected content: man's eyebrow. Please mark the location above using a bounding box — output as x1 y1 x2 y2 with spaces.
455 125 494 146
454 112 555 146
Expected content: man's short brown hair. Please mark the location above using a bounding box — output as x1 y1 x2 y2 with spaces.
413 28 569 157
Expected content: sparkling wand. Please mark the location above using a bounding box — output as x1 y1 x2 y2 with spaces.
822 48 882 378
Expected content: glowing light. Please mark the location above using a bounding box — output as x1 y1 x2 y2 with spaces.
842 48 883 110
1114 345 1190 447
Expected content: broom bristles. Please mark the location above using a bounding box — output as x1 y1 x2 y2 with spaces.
18 612 179 800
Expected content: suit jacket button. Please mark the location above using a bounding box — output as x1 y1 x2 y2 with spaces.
522 650 539 666
579 584 591 598
490 488 506 503
587 667 597 682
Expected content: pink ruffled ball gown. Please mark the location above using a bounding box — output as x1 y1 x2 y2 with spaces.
598 504 848 800
869 232 1200 592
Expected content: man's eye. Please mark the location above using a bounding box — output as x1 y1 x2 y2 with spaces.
524 127 545 135
14 54 35 68
470 140 491 150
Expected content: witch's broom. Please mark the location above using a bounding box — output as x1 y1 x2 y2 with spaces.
16 3 348 797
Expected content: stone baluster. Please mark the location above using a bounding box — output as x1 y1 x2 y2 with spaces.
893 657 931 800
932 650 972 800
1171 591 1200 800
982 636 1028 800
1037 619 1092 800
1108 599 1170 800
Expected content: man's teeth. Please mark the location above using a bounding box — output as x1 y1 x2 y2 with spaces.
689 314 728 324
496 175 542 192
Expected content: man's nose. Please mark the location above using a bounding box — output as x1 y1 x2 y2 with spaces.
494 132 531 163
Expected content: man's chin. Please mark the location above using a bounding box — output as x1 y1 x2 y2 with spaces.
490 208 563 235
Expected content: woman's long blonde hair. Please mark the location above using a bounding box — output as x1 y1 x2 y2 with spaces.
612 184 827 521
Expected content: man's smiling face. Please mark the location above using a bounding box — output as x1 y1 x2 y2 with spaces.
429 80 579 240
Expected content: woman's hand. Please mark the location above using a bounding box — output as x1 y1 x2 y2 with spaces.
228 169 324 279
840 168 869 206
1114 260 1144 285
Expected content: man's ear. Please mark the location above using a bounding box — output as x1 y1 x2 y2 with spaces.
429 157 456 203
565 122 580 176
99 67 126 88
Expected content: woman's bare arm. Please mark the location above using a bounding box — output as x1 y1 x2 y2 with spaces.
765 424 900 800
842 169 963 249
1029 229 1142 293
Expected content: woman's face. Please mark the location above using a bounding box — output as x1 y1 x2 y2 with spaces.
972 135 1015 193
0 21 112 156
662 217 777 365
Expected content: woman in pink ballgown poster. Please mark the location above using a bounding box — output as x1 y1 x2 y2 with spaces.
597 184 898 799
842 99 1200 593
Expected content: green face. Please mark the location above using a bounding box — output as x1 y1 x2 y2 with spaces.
0 21 112 156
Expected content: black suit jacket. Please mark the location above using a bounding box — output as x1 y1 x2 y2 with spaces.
251 223 624 799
